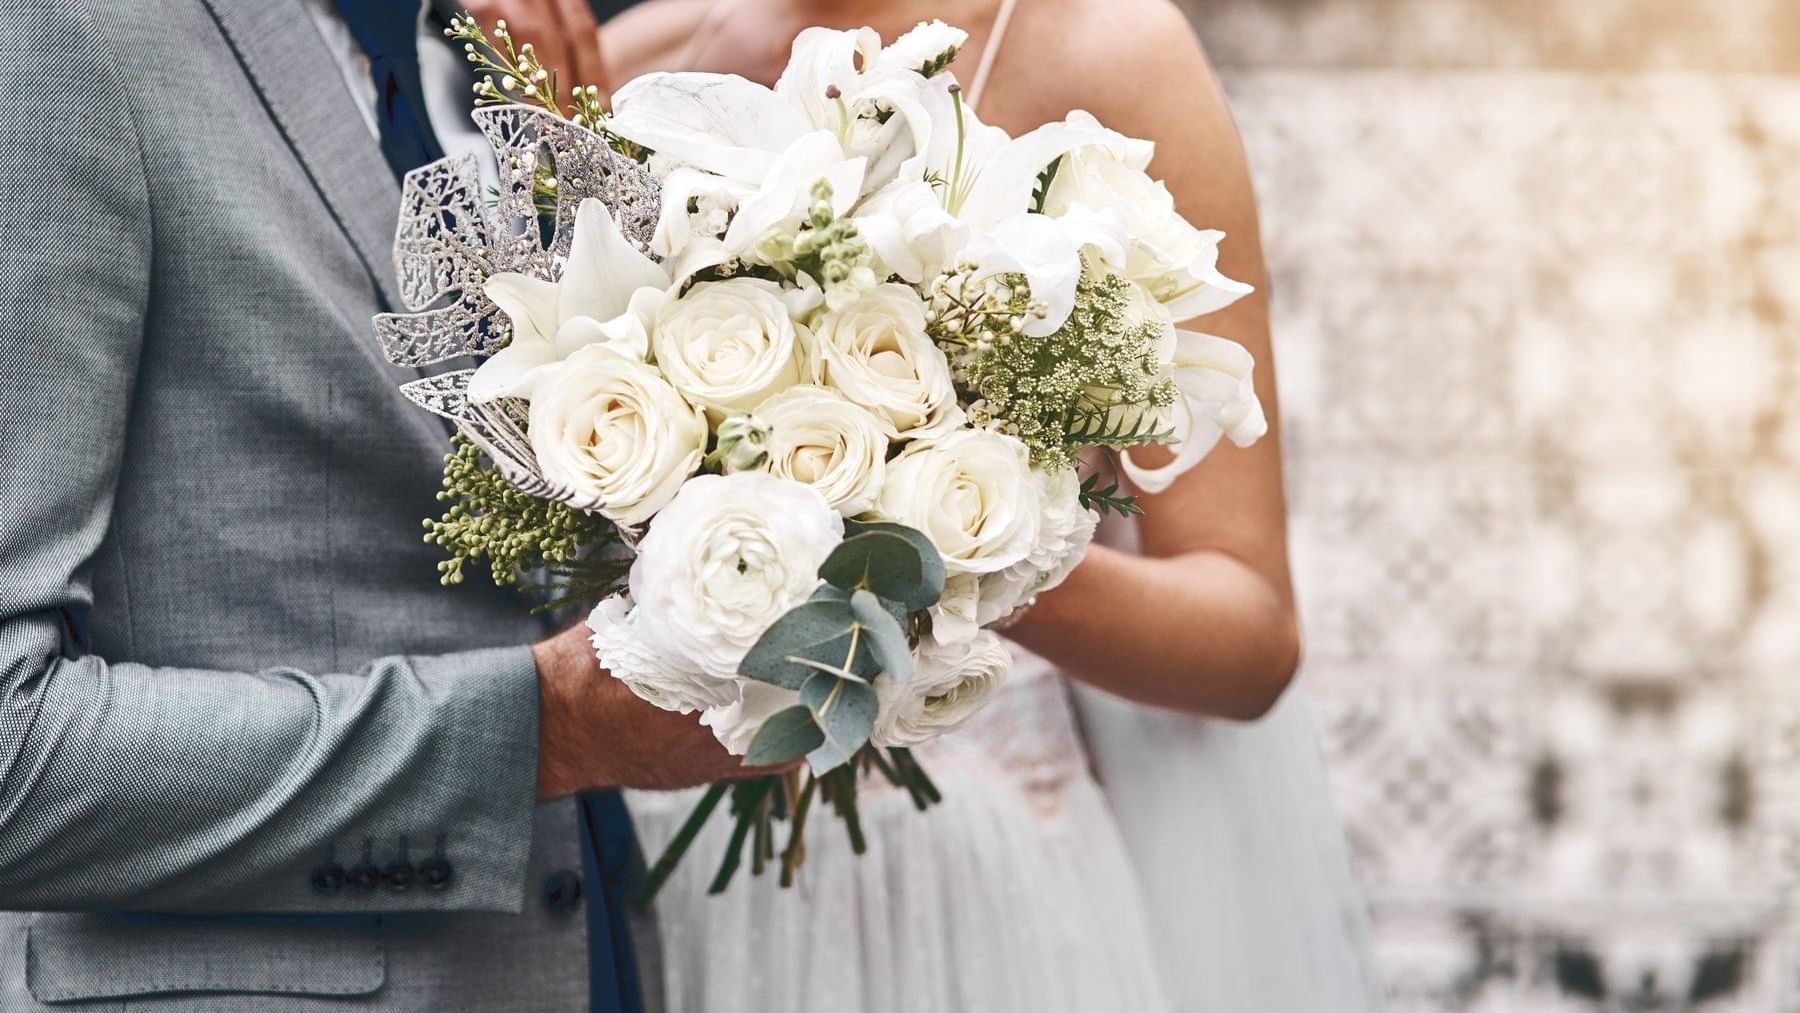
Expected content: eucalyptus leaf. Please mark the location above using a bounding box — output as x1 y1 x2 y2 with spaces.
743 705 825 766
799 672 879 773
851 589 914 682
842 521 947 608
819 528 944 610
739 597 875 689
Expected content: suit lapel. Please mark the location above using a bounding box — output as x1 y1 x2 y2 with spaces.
198 0 406 312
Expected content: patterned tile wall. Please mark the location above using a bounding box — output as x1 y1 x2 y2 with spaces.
1183 1 1800 1007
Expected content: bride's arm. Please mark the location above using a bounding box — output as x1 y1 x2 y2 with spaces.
1005 9 1298 721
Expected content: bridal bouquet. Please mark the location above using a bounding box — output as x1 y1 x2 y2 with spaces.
373 15 1265 900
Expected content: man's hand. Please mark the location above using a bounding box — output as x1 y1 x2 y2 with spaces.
534 621 750 797
462 0 610 106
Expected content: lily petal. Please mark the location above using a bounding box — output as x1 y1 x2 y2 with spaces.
774 26 881 131
1120 329 1266 493
609 72 809 183
484 272 560 348
557 198 670 326
962 212 1082 336
467 339 558 402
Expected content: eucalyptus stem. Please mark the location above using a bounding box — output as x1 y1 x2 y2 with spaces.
779 773 820 888
708 778 775 895
637 781 729 908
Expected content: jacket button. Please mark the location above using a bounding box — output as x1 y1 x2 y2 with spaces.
346 862 381 893
418 856 455 891
383 860 417 892
542 870 582 913
310 863 345 894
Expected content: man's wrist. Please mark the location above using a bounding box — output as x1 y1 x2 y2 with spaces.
534 635 607 799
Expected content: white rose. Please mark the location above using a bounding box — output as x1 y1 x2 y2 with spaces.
751 385 889 515
629 472 844 681
702 681 799 756
930 464 1097 643
872 629 1011 747
528 344 706 526
652 277 807 417
587 595 739 714
810 283 959 439
877 428 1040 576
1042 111 1254 320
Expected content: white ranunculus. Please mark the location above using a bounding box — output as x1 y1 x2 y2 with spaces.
810 283 959 439
629 472 844 681
703 681 800 756
872 629 1011 747
587 595 739 714
877 428 1040 576
651 277 807 417
1041 111 1254 320
751 384 889 515
470 198 670 402
527 345 706 525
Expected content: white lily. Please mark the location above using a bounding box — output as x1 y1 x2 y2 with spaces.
1120 329 1269 494
468 199 671 403
898 87 1126 334
608 22 961 196
1040 110 1254 320
853 178 968 284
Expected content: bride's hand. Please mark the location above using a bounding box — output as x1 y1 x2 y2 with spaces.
461 0 611 105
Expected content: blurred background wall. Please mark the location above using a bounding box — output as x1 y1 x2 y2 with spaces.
1179 0 1800 1008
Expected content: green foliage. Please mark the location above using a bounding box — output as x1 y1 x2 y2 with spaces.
734 522 944 769
1031 155 1063 214
954 265 1178 469
1078 473 1144 518
799 672 881 772
423 436 626 607
916 45 960 78
745 707 826 766
820 524 946 611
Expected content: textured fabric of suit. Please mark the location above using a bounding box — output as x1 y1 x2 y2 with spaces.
0 0 608 1008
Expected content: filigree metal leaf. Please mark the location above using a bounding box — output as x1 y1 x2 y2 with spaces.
379 105 666 519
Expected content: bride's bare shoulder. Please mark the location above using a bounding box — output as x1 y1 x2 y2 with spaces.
1003 0 1221 127
1000 0 1246 205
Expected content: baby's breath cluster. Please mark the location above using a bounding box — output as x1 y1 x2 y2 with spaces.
445 15 606 128
425 435 616 590
925 264 1039 353
953 268 1176 470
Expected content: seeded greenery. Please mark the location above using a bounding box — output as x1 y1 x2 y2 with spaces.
424 436 628 610
953 266 1176 470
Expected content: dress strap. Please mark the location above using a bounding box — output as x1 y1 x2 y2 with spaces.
965 0 1020 114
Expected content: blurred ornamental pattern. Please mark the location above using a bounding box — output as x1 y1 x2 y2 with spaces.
1185 0 1800 1008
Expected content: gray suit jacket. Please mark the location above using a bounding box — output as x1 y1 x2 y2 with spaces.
0 1 607 1008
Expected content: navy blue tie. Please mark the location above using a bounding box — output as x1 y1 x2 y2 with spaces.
333 0 446 179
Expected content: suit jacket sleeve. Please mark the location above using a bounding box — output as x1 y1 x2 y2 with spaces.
0 1 542 915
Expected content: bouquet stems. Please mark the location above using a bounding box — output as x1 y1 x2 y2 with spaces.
635 746 941 909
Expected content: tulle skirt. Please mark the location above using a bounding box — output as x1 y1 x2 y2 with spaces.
626 731 1170 1013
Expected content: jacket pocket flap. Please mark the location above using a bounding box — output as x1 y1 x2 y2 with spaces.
27 913 384 1003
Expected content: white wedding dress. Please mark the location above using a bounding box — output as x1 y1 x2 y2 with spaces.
625 532 1386 1013
626 5 1384 1009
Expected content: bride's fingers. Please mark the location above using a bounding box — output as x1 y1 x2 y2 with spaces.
551 0 611 101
